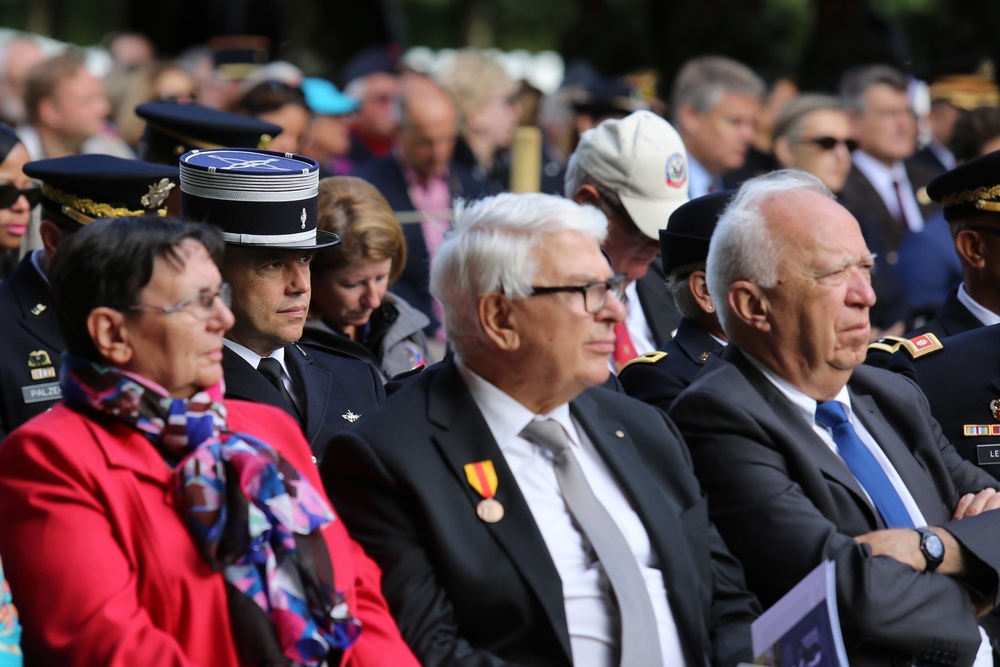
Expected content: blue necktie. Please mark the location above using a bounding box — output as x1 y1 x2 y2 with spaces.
815 401 914 528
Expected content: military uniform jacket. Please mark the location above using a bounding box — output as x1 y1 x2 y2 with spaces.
221 342 385 463
619 317 723 413
634 260 682 349
0 254 64 439
889 324 1000 479
907 290 983 340
671 346 1000 667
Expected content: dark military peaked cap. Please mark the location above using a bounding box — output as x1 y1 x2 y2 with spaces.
927 149 1000 222
136 101 282 164
209 34 271 80
23 154 178 228
180 147 338 250
660 190 735 275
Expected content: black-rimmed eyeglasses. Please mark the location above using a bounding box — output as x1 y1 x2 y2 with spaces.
528 274 627 314
129 283 231 321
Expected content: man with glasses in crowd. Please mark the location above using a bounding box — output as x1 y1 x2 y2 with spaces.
321 192 759 667
0 154 178 437
565 110 690 369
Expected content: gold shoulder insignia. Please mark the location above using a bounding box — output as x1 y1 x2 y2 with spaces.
866 335 908 355
900 332 944 358
619 351 667 373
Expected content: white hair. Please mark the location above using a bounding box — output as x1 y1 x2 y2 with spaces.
430 192 609 356
707 169 834 334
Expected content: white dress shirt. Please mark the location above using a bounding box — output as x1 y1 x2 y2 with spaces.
455 356 686 667
686 155 722 199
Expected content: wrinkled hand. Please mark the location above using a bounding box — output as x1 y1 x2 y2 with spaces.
952 488 1000 520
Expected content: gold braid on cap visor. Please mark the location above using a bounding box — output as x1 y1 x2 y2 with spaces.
940 183 1000 213
42 183 170 225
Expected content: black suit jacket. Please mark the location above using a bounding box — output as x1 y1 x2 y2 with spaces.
634 260 682 348
0 254 64 439
354 156 489 333
907 290 983 339
889 323 1000 479
671 347 1000 667
221 343 384 462
838 157 942 256
321 360 758 667
618 318 723 413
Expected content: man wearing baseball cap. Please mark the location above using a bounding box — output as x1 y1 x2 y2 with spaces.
179 147 385 463
565 109 689 370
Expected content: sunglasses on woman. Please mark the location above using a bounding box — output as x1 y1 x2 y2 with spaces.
0 183 41 210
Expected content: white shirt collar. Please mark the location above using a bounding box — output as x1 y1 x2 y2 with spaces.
957 283 1000 326
223 338 290 376
743 352 852 422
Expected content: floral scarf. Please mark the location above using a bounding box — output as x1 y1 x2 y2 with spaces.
61 355 361 666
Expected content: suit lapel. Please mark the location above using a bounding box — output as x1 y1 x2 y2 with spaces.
673 319 723 366
221 347 298 420
850 389 949 524
570 390 707 666
728 349 882 527
285 344 332 448
11 255 63 352
427 362 572 662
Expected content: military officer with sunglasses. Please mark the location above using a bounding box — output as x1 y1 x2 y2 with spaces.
0 154 178 438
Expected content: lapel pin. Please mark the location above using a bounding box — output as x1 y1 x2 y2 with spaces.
614 430 625 438
30 303 47 316
341 409 360 423
991 399 1000 421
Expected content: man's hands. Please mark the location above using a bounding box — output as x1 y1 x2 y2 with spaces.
953 488 1000 520
855 527 964 575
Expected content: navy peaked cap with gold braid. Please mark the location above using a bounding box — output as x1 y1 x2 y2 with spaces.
927 149 1000 222
136 102 282 165
23 154 178 228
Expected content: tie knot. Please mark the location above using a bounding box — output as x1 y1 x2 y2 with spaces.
257 357 284 383
520 419 570 456
815 400 849 429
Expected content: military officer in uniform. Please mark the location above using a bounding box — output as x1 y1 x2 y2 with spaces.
867 149 1000 368
887 151 1000 478
618 191 732 413
178 147 384 463
0 154 178 438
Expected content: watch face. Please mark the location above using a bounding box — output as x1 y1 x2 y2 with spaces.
925 534 944 559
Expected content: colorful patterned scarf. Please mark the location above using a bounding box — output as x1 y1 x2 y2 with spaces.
60 355 361 666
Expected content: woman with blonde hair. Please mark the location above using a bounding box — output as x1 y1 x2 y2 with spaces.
302 176 434 379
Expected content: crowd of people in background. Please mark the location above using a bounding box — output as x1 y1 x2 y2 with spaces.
0 23 999 667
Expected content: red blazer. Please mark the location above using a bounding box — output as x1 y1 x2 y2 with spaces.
0 400 418 667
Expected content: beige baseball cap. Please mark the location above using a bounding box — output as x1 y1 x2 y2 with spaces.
573 109 689 239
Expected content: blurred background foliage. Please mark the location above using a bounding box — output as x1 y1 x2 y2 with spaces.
1 0 998 91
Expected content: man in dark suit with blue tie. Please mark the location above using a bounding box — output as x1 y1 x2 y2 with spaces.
179 147 384 464
321 192 759 666
671 169 1000 667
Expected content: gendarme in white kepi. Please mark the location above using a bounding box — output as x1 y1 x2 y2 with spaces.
179 147 338 249
572 109 689 239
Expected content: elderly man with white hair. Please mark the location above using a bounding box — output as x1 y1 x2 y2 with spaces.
670 168 1000 667
320 191 759 667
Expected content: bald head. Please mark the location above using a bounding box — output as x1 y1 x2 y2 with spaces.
398 75 457 180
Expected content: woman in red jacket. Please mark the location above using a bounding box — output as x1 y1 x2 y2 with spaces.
0 215 418 667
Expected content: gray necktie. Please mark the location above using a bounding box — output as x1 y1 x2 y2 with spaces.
520 418 662 667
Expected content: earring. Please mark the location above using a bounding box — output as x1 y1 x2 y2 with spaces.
707 304 714 312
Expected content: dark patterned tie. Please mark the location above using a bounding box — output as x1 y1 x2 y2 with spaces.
257 357 302 422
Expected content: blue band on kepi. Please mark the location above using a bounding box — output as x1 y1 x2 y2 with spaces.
179 148 338 249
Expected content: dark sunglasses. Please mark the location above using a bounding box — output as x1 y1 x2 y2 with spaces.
800 136 859 152
0 184 41 210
